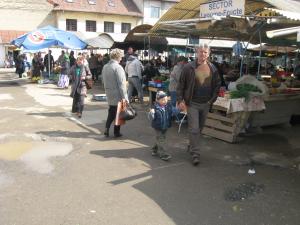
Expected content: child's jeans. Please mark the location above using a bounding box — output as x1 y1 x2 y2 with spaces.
154 129 169 156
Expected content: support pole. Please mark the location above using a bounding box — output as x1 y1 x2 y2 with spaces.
48 48 51 79
240 22 266 77
257 30 262 79
185 34 189 57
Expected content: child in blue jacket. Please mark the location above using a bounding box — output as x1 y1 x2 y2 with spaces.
148 91 177 161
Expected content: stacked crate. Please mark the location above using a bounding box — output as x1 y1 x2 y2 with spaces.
202 105 250 143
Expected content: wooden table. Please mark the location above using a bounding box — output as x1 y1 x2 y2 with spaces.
249 93 300 127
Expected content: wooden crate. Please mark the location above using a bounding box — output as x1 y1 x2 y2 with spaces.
202 108 250 143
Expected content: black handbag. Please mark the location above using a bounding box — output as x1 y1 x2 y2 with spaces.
119 104 137 120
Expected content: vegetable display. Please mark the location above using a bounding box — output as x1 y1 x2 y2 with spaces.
230 83 262 99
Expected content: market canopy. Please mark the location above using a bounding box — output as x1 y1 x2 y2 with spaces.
249 44 298 53
149 0 300 46
85 33 114 49
113 24 168 51
11 25 87 50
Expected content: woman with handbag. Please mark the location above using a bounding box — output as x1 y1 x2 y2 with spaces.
69 56 91 118
102 48 128 137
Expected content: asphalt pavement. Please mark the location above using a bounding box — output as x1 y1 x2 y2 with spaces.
0 69 300 225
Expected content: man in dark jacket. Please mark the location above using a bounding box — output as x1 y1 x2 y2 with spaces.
177 44 221 166
44 50 54 76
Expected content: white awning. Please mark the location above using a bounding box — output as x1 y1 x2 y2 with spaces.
86 33 114 49
167 38 256 49
107 33 127 43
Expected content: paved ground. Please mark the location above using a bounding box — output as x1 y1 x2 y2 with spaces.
0 68 300 225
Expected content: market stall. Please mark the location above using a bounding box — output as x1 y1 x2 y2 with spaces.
147 0 300 139
203 75 300 142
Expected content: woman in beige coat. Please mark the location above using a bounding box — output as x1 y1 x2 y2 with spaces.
102 49 128 137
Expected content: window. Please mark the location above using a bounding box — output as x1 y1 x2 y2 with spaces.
86 20 96 32
121 23 131 33
88 0 96 4
104 21 114 33
150 6 160 18
66 19 77 31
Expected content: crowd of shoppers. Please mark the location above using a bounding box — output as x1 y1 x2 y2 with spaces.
12 45 220 167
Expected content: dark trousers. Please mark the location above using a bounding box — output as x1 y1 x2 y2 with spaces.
105 105 118 129
72 92 85 113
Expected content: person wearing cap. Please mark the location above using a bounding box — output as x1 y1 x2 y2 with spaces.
169 56 188 107
148 91 174 161
177 43 220 166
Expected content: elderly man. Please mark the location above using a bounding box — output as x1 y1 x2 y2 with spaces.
125 55 144 104
177 44 221 166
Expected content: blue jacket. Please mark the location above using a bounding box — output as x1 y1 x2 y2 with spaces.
149 102 173 131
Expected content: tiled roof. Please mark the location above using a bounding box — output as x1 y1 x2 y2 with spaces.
0 30 27 44
50 0 143 17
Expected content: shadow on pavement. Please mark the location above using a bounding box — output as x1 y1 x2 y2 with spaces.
90 145 300 225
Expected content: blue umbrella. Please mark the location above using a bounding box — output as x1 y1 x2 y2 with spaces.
11 25 87 50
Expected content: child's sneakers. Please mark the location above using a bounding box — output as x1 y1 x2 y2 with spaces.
151 145 159 156
151 145 171 161
159 153 172 161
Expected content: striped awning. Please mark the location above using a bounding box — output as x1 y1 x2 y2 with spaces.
149 0 300 45
266 8 300 21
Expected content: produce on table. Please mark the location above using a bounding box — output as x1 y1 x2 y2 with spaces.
152 76 168 82
230 83 262 99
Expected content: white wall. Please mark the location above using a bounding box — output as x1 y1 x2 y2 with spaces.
143 0 177 25
0 1 55 31
143 0 161 25
56 11 141 38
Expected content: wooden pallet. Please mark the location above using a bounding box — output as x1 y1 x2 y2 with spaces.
202 108 250 143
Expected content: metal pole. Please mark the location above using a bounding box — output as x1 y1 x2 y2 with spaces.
148 35 151 61
48 48 50 78
185 34 189 57
240 22 266 77
143 36 146 63
257 30 262 79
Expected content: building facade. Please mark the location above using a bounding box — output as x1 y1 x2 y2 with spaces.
0 0 55 67
50 0 143 42
0 0 180 67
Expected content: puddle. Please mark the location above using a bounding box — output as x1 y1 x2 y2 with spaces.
0 141 73 174
0 142 33 160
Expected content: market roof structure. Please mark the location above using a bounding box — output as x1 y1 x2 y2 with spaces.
150 0 300 46
113 24 168 51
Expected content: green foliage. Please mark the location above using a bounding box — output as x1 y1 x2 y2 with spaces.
153 76 168 81
230 83 262 99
